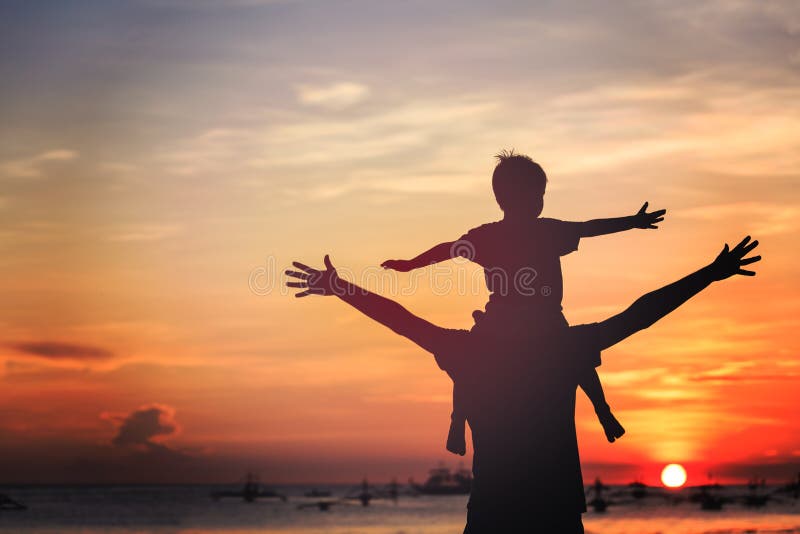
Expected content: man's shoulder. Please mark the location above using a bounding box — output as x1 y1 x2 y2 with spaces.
563 323 603 367
432 328 472 374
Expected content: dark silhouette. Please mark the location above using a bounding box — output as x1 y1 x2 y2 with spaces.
210 473 286 502
382 151 665 453
0 493 27 511
287 236 759 532
411 463 472 495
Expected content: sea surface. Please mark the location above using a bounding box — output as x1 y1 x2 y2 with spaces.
1 484 799 534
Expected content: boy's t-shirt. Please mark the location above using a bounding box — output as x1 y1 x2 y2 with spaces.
458 217 581 313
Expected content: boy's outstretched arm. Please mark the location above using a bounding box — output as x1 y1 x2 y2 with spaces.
577 202 666 238
286 255 449 354
590 236 760 351
381 241 455 272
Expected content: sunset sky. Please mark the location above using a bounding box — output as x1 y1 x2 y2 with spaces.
1 0 799 486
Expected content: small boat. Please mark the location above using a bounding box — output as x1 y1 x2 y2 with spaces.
0 494 26 511
211 473 287 502
692 485 724 511
628 480 649 500
588 478 610 513
344 479 375 506
777 472 800 499
297 499 338 511
304 488 331 498
411 465 472 495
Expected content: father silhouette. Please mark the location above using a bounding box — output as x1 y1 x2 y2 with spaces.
286 236 760 533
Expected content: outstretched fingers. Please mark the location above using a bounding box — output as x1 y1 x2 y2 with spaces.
737 253 762 276
295 288 324 298
292 261 320 275
284 269 310 280
731 236 752 254
740 239 759 256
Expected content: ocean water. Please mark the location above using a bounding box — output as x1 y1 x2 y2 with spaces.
0 484 798 534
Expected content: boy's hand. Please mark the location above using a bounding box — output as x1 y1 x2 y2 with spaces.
633 202 667 229
709 236 761 281
381 259 414 272
285 255 344 297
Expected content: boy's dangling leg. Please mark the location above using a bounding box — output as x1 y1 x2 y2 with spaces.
580 368 625 443
446 382 467 456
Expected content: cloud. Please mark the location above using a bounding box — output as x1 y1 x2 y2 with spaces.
9 341 114 361
0 149 78 178
107 224 182 242
674 201 800 236
295 82 370 109
156 97 498 196
104 404 181 450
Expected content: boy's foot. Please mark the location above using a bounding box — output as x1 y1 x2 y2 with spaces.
597 410 626 443
446 418 467 456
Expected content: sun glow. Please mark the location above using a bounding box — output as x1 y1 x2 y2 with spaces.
661 464 688 488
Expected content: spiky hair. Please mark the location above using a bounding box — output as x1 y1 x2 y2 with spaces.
491 149 547 211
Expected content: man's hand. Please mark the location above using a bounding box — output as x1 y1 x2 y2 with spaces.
285 255 343 297
632 202 667 229
381 259 414 272
709 236 761 281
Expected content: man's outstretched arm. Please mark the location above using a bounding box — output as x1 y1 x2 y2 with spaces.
286 255 449 355
591 236 761 351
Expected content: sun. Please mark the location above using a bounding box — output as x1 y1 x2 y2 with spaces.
661 464 687 488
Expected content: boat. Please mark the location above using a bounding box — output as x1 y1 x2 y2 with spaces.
587 478 610 512
343 479 376 506
0 493 26 510
304 488 331 498
411 465 472 495
627 480 649 499
211 473 287 502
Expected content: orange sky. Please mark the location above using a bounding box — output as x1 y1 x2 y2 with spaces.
1 0 799 485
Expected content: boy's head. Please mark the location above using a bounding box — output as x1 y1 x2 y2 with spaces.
492 149 547 216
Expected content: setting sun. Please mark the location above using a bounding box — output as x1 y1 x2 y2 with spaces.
661 464 688 488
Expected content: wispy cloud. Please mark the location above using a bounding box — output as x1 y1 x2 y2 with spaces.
157 97 498 197
107 224 182 242
295 82 370 110
674 201 800 236
8 342 114 361
0 149 78 178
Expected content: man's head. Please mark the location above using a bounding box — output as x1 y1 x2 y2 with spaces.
492 150 547 217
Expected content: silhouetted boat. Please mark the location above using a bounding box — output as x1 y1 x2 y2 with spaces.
0 493 26 510
588 478 610 512
628 480 649 499
691 484 725 511
297 499 338 511
344 479 375 506
411 465 472 495
700 491 724 510
777 472 800 499
304 488 331 498
211 473 287 502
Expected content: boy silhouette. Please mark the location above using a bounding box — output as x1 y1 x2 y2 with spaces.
382 150 666 454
